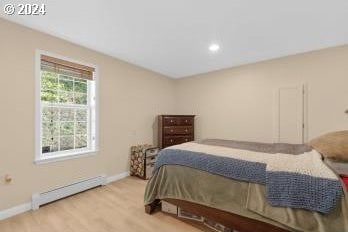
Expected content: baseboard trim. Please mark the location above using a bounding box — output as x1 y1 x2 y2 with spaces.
106 171 130 184
0 172 129 221
0 202 32 221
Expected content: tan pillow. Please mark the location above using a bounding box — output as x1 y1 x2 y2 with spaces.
310 131 348 161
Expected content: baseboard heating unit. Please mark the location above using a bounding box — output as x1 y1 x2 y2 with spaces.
32 175 107 210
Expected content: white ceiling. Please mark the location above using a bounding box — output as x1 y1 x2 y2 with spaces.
1 0 348 78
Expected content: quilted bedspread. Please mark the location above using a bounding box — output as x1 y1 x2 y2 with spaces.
153 141 343 214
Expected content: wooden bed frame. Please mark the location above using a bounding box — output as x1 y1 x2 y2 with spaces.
145 199 290 232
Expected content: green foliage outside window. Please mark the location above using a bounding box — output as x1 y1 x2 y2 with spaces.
41 71 89 154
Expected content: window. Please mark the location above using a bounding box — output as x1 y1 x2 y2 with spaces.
36 52 97 163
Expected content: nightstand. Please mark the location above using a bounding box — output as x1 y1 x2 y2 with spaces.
130 145 160 179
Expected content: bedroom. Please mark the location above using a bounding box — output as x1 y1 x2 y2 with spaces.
0 1 348 232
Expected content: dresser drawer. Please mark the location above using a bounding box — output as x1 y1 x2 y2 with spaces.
163 117 180 126
145 155 157 165
145 148 159 165
164 136 194 147
179 117 194 126
164 126 193 135
146 147 160 157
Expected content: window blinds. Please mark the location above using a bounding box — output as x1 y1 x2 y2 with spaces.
41 55 95 81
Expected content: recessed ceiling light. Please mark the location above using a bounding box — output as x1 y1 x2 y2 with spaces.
209 43 220 52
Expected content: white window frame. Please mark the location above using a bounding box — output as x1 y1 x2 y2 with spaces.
35 50 99 164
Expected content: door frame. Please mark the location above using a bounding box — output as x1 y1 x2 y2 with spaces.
272 83 308 144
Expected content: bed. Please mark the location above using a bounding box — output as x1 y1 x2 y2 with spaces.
144 139 348 232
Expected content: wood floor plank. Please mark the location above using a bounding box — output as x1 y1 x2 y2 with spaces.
0 177 204 232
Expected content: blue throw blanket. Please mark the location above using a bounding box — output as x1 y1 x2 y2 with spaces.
153 147 343 214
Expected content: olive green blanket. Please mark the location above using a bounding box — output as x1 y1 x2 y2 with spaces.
144 165 348 232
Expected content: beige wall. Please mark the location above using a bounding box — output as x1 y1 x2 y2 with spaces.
175 45 348 143
0 19 176 210
1 18 348 212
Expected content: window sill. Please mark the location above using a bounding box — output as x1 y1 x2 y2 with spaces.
34 149 98 165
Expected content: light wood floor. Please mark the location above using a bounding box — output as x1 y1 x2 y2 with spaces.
0 177 208 232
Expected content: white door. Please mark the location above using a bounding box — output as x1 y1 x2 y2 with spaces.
276 85 305 144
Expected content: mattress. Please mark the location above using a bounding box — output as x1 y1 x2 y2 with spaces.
144 139 348 232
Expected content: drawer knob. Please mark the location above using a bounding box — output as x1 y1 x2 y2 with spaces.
170 120 173 123
185 129 188 132
171 129 174 132
185 139 188 142
185 120 188 123
170 139 173 143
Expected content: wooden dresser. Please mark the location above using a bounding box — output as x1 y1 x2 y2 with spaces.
158 115 195 148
